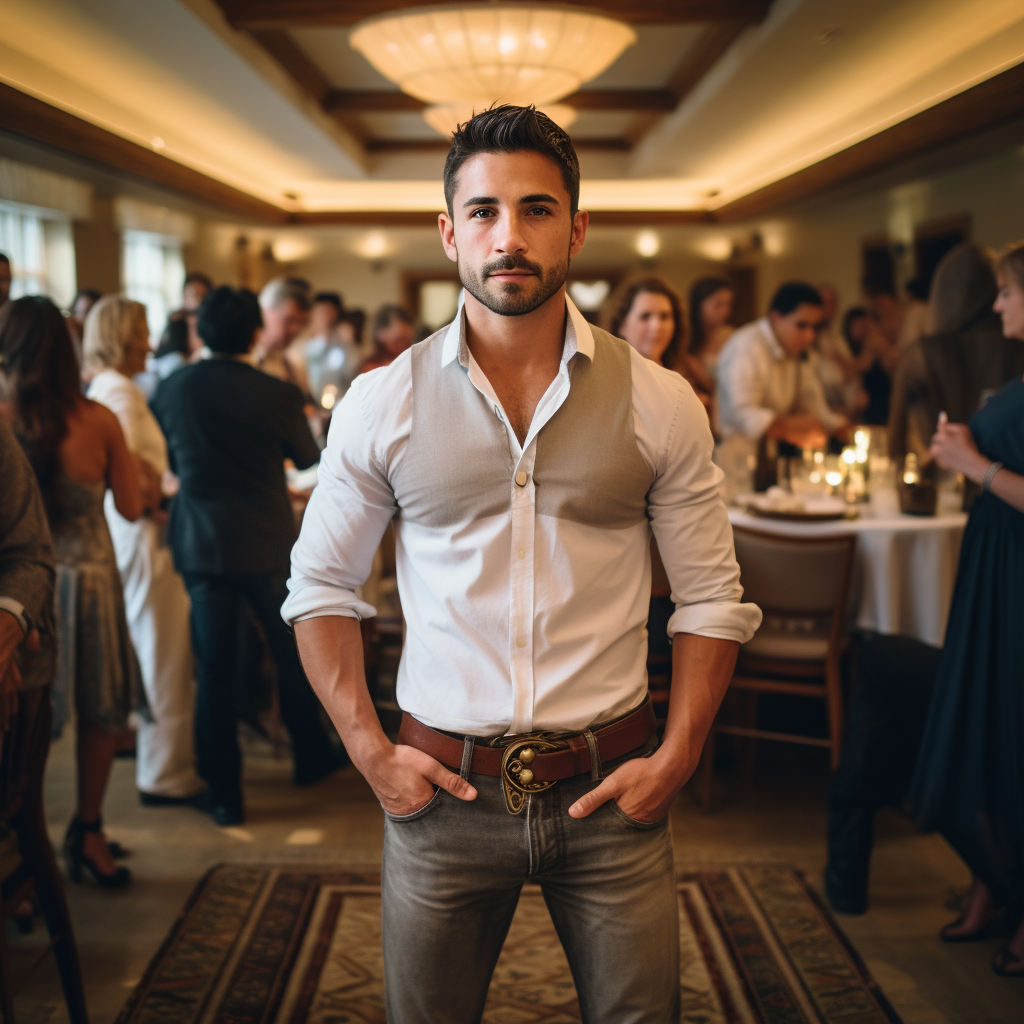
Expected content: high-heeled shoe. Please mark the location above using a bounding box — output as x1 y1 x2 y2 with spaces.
63 817 131 888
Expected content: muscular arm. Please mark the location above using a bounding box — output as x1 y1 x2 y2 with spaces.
569 632 738 821
294 615 476 814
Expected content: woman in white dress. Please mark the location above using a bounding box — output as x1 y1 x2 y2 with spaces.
83 297 205 804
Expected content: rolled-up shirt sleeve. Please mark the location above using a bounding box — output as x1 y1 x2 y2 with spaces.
281 371 399 624
641 366 761 643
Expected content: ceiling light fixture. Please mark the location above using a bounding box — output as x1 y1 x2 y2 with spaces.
350 4 635 137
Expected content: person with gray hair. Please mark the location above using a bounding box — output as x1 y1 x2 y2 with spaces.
84 296 205 807
253 276 310 385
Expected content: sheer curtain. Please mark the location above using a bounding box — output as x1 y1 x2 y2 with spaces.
121 229 185 338
0 200 77 307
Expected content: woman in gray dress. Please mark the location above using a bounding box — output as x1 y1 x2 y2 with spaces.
0 296 145 887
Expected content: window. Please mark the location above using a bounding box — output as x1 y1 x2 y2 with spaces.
122 230 185 337
0 200 76 306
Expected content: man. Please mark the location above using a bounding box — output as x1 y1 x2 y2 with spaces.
284 106 760 1021
182 271 212 314
717 282 849 489
151 287 341 826
0 253 11 309
826 635 941 915
253 277 310 384
359 303 416 374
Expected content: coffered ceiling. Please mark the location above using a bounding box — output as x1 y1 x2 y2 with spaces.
0 0 1022 224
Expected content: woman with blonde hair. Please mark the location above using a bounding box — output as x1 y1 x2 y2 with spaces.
909 240 1024 975
85 296 205 808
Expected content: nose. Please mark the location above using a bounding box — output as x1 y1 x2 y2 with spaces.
494 208 527 255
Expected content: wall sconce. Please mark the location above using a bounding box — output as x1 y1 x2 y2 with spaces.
635 230 660 259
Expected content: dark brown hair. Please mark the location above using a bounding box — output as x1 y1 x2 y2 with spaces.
443 105 580 217
688 277 733 355
997 240 1024 291
600 275 686 372
0 296 81 495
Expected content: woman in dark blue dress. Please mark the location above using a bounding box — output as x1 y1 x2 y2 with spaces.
909 241 1024 976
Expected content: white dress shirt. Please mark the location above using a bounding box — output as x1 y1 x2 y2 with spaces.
717 317 846 440
283 299 760 736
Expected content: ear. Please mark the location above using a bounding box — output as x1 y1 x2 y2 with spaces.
569 209 589 259
438 213 458 264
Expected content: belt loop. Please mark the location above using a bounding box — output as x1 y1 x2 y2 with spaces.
460 736 476 781
583 729 602 781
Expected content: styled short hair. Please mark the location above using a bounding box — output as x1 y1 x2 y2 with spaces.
769 282 823 316
314 291 344 318
258 276 310 312
198 286 262 354
82 295 149 373
372 303 413 339
443 105 580 217
0 252 9 266
184 271 213 290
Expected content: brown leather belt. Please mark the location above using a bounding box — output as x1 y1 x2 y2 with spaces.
397 697 657 813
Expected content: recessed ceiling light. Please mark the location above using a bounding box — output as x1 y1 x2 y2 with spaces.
151 136 165 150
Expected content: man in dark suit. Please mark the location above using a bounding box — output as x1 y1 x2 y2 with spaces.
151 286 339 825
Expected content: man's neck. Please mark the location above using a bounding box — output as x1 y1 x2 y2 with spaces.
462 286 568 446
463 286 568 372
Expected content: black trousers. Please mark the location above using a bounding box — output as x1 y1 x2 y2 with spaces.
826 634 941 902
183 571 333 806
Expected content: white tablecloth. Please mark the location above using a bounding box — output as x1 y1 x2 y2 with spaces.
727 507 968 647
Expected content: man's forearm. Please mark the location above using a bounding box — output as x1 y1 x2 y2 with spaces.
293 615 389 765
656 631 739 786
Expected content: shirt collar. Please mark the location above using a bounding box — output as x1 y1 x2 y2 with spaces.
440 291 594 369
759 316 787 361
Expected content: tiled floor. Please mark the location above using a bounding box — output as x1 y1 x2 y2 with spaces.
11 729 1024 1024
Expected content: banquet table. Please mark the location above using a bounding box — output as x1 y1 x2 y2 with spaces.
727 506 968 648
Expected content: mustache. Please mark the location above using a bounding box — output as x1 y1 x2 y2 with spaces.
483 254 543 277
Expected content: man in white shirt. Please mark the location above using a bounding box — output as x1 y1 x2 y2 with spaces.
718 283 850 463
284 105 760 1022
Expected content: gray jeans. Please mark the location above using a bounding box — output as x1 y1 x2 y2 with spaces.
381 747 680 1023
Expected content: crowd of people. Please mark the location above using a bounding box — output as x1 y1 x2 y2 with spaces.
0 220 1022 975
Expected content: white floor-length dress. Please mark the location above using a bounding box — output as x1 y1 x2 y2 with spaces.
88 368 205 798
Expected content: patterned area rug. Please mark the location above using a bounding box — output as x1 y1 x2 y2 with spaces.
115 865 901 1024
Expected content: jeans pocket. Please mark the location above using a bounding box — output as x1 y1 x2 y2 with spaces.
383 787 444 822
608 799 668 830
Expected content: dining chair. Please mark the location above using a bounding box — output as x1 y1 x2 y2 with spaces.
700 525 857 812
0 686 89 1024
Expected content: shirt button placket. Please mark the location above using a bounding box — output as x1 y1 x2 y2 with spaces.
509 452 536 733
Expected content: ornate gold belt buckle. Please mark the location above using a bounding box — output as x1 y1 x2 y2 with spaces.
501 736 559 814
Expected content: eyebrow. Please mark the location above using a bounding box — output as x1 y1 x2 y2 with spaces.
462 193 561 207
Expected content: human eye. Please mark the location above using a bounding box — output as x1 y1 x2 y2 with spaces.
528 206 552 216
470 207 494 218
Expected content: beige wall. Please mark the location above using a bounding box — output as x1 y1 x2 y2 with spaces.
71 196 121 295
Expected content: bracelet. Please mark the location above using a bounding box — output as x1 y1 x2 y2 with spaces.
982 461 1003 492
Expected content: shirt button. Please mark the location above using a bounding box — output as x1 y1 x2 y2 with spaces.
516 636 527 648
515 470 528 487
518 548 525 559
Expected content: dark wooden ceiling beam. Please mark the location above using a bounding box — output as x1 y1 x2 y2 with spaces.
715 61 1024 221
324 88 678 113
0 82 290 223
217 1 771 29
